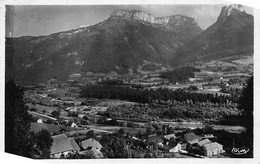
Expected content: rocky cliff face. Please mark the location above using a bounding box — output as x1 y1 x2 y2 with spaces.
111 9 198 26
217 4 247 22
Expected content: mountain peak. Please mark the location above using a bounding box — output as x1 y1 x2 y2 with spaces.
217 4 247 22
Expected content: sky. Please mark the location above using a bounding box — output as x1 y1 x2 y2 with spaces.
5 5 253 37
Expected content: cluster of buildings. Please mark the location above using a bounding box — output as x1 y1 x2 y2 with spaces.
50 134 103 159
144 132 224 157
32 118 225 158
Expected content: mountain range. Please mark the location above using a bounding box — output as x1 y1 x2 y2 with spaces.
5 4 254 84
172 4 253 66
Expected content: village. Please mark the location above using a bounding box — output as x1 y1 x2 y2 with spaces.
22 69 250 159
29 112 228 159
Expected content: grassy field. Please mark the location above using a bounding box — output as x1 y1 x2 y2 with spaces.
87 124 146 135
96 99 136 107
30 122 75 135
26 103 58 114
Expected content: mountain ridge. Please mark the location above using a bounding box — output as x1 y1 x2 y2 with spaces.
110 9 199 26
5 5 253 84
6 9 203 84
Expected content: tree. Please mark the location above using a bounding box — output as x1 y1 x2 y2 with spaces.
30 107 37 112
97 116 107 124
202 125 214 134
51 110 60 119
5 80 34 157
239 76 253 150
32 129 53 158
100 133 131 158
118 128 125 136
146 126 153 136
86 130 96 139
169 137 176 146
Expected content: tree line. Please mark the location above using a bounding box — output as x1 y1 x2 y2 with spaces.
79 85 238 104
160 66 200 83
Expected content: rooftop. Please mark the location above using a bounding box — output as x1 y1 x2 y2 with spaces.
203 142 223 150
184 133 200 142
81 138 103 150
197 139 212 147
50 134 74 155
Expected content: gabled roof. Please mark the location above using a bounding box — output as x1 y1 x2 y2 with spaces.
184 133 200 142
163 133 177 140
170 143 181 149
147 134 163 144
188 139 199 145
81 138 103 150
162 142 181 151
197 139 212 147
50 134 74 155
68 137 80 151
203 142 223 150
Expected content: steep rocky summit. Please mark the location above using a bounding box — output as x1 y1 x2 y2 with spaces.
217 4 247 22
172 4 253 66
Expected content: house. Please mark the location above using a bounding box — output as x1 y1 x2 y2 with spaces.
184 133 201 145
169 143 182 153
80 138 103 150
71 122 78 128
66 121 78 128
37 119 43 123
202 134 215 139
163 133 177 140
202 142 224 157
50 134 74 158
146 134 164 146
68 137 80 153
197 139 212 147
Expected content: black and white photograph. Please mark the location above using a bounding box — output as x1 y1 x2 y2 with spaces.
1 0 258 162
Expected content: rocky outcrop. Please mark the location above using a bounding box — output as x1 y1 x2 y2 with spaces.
217 4 247 22
110 9 198 26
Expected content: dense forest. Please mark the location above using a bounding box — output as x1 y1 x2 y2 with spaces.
160 66 200 83
79 85 238 104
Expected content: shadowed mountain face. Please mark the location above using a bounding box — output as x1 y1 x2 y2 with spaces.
6 9 202 84
172 4 254 66
5 5 253 84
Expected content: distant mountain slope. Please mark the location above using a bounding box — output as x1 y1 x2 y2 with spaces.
172 4 253 66
6 9 202 84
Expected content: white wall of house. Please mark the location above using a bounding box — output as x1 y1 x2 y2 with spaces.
50 150 73 158
71 122 78 128
169 143 182 153
204 146 223 156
